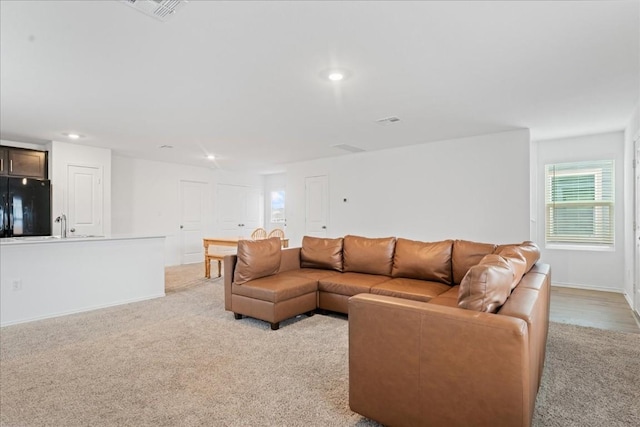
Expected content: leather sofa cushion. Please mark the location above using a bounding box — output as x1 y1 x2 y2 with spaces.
497 246 528 290
458 254 514 313
392 238 453 284
233 237 281 285
343 235 396 276
231 274 317 303
495 241 540 273
285 268 342 281
319 272 391 296
427 285 460 307
452 240 497 284
300 236 344 271
371 278 450 303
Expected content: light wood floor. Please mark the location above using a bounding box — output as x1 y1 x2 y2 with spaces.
550 286 640 334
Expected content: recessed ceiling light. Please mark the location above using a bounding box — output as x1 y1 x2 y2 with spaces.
320 68 351 82
207 154 216 160
62 132 84 139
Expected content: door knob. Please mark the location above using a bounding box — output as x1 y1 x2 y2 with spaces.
70 228 76 233
322 226 327 229
180 225 184 229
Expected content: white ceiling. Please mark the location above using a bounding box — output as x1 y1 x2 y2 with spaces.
1 0 638 173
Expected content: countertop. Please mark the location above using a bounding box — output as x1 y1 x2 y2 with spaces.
0 235 165 245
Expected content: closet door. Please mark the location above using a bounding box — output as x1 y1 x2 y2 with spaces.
217 184 263 237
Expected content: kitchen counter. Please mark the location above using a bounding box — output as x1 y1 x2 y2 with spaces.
0 234 161 244
1 235 166 326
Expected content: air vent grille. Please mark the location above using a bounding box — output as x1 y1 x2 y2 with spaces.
375 116 401 125
333 144 366 153
122 0 188 22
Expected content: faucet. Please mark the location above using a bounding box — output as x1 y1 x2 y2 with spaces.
55 213 67 238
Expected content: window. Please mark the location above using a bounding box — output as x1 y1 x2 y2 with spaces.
545 160 614 247
270 190 285 224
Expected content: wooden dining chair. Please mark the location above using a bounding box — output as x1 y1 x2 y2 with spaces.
251 227 267 240
267 228 285 239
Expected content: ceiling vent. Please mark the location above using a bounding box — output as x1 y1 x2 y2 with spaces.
122 0 188 22
333 144 366 153
375 116 401 125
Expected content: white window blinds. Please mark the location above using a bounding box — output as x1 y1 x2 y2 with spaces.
545 160 614 246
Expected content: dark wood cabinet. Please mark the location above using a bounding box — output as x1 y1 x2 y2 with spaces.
0 147 7 176
0 146 48 179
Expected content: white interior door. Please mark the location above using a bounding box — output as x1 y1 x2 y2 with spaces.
180 180 206 264
305 175 328 237
244 188 262 233
67 165 103 236
217 184 263 237
218 184 246 237
635 136 640 313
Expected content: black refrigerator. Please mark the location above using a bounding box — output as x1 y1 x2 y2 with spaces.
0 177 52 237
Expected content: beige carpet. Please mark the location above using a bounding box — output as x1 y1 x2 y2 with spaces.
1 266 639 426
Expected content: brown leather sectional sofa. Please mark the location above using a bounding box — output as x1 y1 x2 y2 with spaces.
223 234 551 427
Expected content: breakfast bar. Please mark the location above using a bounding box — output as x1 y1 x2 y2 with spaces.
0 235 165 326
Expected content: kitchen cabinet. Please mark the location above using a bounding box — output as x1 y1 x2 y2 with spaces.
0 146 48 179
0 147 6 175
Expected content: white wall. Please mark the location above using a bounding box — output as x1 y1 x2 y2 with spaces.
111 155 263 266
49 140 112 236
624 104 639 311
535 132 626 293
284 129 531 247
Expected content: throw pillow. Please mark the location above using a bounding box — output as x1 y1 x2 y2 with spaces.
233 237 281 285
458 254 514 313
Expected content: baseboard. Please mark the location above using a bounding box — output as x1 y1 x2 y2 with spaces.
623 292 634 310
552 282 625 294
0 293 166 327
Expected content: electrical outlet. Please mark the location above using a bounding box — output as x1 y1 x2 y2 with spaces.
11 279 22 291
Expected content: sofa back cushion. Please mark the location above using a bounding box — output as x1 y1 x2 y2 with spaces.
343 235 396 276
233 237 282 285
391 238 453 284
495 241 540 274
452 240 497 284
497 246 527 290
301 236 344 271
458 254 514 313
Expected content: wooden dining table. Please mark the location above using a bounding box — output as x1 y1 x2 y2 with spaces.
202 236 289 278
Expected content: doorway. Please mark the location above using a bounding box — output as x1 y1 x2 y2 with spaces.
180 180 206 264
635 135 640 313
67 164 103 236
305 175 328 237
217 184 263 237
